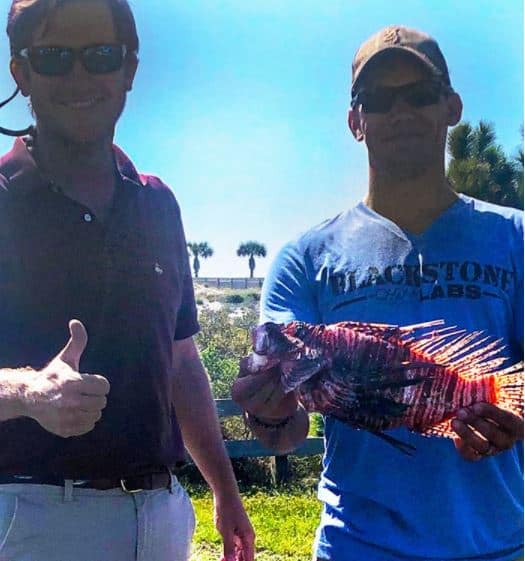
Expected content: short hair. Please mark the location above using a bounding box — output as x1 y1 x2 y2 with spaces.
7 0 139 56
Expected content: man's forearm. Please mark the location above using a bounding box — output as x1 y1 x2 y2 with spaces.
0 368 32 422
245 408 310 455
172 351 240 498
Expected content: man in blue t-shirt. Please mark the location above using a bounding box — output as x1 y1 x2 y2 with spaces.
233 26 523 561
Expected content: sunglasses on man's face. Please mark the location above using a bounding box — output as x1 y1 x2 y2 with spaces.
352 80 449 114
18 44 128 77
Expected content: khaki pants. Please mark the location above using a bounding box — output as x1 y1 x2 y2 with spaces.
0 474 195 561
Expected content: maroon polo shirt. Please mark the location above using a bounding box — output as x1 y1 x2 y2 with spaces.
0 137 199 479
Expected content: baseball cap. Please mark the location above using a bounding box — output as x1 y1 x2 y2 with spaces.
351 25 451 97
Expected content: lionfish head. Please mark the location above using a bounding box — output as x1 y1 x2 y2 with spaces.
252 322 297 357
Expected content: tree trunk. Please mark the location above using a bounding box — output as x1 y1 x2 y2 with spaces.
193 256 200 278
249 255 255 278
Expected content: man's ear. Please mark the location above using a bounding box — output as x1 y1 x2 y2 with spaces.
348 108 364 142
10 58 31 97
446 92 463 126
124 53 138 92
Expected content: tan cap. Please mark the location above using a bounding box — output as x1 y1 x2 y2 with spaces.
351 25 451 97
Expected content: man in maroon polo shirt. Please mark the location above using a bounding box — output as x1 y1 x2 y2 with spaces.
0 1 254 560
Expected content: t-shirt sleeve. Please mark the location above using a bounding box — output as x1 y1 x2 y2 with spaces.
260 240 321 325
172 200 200 341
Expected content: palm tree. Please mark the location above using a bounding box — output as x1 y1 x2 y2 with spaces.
237 241 267 278
447 120 523 209
187 242 213 278
514 126 524 205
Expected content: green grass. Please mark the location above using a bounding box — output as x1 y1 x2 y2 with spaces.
189 487 322 561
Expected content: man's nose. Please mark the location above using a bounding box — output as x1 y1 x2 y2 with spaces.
66 58 91 81
389 94 418 121
390 93 414 112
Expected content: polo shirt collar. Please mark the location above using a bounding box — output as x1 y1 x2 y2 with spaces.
0 136 146 195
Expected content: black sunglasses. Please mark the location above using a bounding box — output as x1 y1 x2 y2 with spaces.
18 44 128 77
352 80 450 114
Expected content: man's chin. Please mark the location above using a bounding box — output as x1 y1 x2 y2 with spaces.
370 149 436 180
50 125 114 146
374 159 432 181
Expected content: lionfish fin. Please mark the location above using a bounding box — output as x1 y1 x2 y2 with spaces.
449 338 504 368
495 362 524 417
399 319 445 333
280 355 331 393
335 320 395 331
370 431 416 455
410 329 466 353
457 357 508 379
394 361 437 370
421 419 455 439
410 328 517 383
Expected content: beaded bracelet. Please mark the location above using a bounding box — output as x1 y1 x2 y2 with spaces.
245 411 294 430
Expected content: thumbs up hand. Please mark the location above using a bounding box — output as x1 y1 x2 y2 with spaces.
24 320 111 438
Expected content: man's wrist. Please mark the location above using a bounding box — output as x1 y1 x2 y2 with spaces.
244 408 301 430
0 367 35 420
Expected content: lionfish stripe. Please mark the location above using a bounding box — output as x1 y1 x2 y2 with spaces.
422 419 455 439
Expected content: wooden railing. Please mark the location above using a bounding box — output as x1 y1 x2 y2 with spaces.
194 277 264 290
215 398 324 483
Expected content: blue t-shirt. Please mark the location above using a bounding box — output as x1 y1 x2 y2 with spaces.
261 195 524 561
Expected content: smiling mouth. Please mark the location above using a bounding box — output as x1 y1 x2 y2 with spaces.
59 97 104 109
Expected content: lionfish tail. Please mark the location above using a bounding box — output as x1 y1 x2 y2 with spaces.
495 361 524 417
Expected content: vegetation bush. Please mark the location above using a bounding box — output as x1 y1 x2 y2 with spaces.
196 307 257 361
224 293 245 304
247 291 260 302
309 413 324 437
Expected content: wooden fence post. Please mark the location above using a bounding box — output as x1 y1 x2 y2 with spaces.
271 455 290 484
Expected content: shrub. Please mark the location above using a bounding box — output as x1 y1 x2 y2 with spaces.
309 413 325 437
224 294 244 304
196 307 257 361
200 346 239 399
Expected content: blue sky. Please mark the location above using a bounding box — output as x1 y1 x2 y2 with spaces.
0 0 522 278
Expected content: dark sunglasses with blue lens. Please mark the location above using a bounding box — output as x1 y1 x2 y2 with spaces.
17 44 128 77
352 79 452 114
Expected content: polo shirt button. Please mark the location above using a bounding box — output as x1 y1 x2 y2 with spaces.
83 213 93 223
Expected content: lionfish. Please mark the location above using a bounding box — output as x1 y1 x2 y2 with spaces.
247 320 524 454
